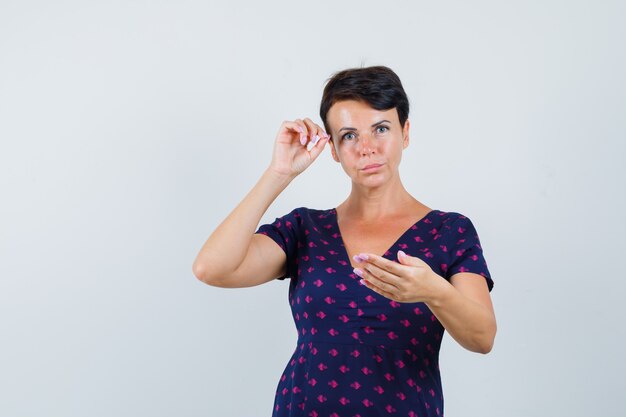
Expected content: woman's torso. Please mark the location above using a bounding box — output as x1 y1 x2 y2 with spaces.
335 202 433 269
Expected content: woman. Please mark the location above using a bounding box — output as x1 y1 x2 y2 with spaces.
193 65 496 417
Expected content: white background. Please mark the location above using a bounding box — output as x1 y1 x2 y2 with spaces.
1 1 624 416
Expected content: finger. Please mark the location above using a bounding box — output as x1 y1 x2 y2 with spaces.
361 277 397 300
292 119 310 145
356 253 406 285
360 263 401 291
302 117 328 145
306 134 329 155
301 118 318 143
311 118 330 140
318 127 330 140
281 120 305 133
282 120 306 143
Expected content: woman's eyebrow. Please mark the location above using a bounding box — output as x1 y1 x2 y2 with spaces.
339 120 391 132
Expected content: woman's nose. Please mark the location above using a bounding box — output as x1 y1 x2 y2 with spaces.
357 134 375 154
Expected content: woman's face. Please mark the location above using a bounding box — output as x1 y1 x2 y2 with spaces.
326 99 410 186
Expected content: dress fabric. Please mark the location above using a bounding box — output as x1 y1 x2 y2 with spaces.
255 207 493 417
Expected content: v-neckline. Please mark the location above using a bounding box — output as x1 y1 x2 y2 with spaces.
330 207 438 269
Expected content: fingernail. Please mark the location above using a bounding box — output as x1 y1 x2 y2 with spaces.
300 135 307 145
359 279 366 285
398 250 407 258
353 268 364 277
358 253 369 260
312 134 320 145
352 254 363 263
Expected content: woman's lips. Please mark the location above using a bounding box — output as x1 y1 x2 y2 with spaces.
362 163 383 171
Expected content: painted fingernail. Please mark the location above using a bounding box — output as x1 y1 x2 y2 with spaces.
398 250 407 258
352 254 364 263
353 268 364 277
312 134 320 145
300 135 307 145
359 279 366 285
358 253 369 260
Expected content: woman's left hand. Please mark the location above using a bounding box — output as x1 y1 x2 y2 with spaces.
353 251 446 303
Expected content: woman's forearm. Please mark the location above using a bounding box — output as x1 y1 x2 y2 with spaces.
192 168 294 282
425 275 497 354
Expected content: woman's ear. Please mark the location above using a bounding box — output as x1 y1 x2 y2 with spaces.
402 119 410 149
329 139 340 162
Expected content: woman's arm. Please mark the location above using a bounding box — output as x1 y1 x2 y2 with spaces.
354 253 496 354
192 168 294 283
192 119 329 284
426 272 496 354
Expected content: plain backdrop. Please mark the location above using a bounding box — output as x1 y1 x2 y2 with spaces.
1 1 625 416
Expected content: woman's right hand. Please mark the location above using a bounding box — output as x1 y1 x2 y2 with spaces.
268 118 330 178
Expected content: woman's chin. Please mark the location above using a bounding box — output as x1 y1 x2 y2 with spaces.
353 172 388 186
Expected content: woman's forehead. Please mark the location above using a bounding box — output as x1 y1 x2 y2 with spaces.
327 100 399 129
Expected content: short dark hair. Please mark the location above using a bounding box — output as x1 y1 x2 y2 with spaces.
319 65 410 134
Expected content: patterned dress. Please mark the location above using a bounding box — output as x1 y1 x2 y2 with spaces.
255 207 493 417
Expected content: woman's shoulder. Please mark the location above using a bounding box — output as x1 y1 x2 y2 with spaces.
275 206 334 225
430 208 467 222
290 206 334 216
429 209 478 232
430 210 487 245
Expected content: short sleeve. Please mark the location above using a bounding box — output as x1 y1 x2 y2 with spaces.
254 207 302 281
446 215 494 292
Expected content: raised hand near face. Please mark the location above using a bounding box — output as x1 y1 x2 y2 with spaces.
268 117 330 178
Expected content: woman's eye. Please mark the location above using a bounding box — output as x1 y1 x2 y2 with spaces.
342 132 356 141
376 125 389 134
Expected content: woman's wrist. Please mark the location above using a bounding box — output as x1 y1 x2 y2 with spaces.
264 166 296 185
424 271 454 309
